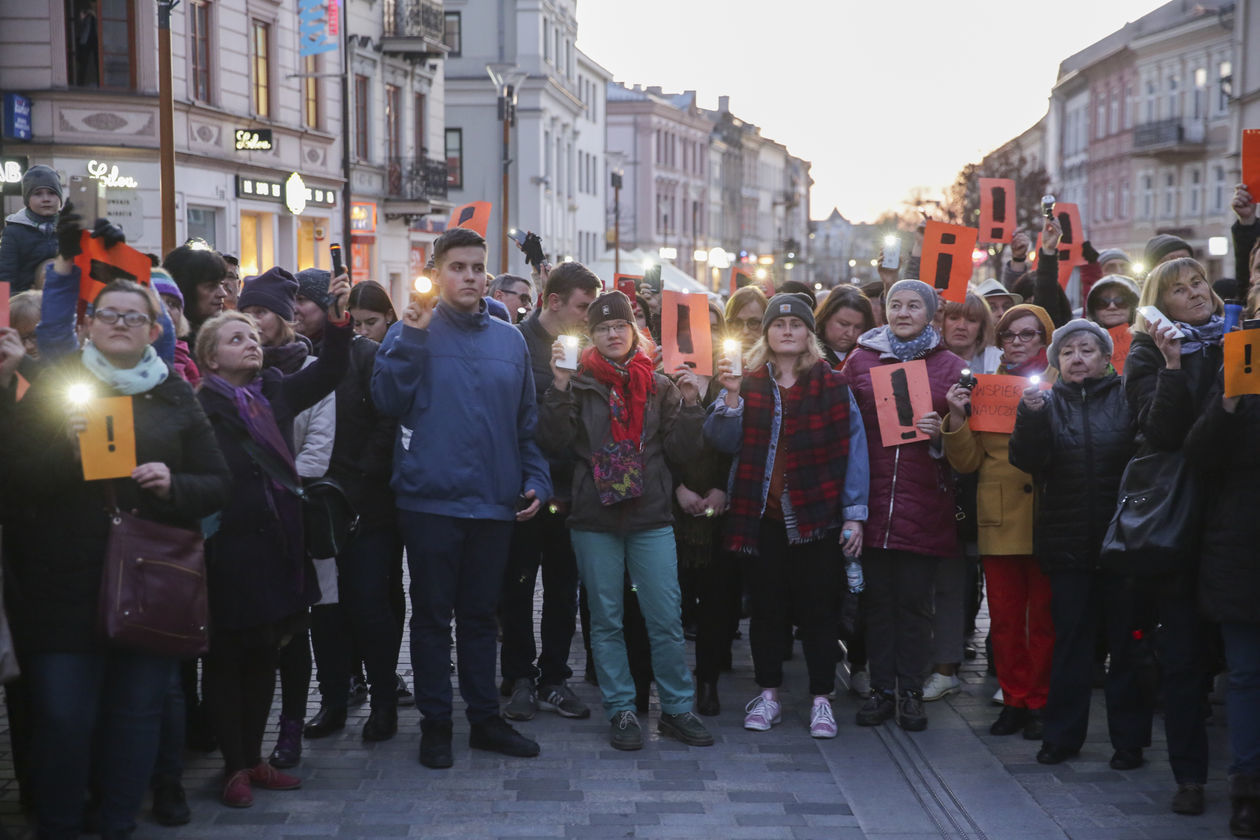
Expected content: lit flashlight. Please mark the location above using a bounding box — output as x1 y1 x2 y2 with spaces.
1029 374 1041 386
67 383 92 406
413 276 433 295
723 338 742 377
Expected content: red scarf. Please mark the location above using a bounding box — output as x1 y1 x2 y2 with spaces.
580 346 656 446
999 347 1048 377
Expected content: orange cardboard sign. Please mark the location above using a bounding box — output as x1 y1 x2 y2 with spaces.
1224 329 1260 398
1039 202 1085 289
1243 130 1260 205
0 282 8 327
446 201 492 238
73 232 152 312
614 274 641 298
1108 324 1134 375
660 290 713 377
729 266 773 297
978 178 1017 244
79 396 137 481
920 221 978 304
968 375 1034 434
870 360 932 447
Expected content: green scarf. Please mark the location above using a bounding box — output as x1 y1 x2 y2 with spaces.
81 341 169 395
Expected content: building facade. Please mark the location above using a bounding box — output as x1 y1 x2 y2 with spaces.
1 0 347 275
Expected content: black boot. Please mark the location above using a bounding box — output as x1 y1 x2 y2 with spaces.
362 704 399 742
302 705 347 739
150 776 191 826
695 677 720 717
1231 774 1260 838
419 719 454 769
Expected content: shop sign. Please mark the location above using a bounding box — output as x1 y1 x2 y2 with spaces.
298 0 339 58
234 129 273 151
87 159 139 189
350 201 376 233
236 173 336 212
3 94 31 141
1 155 28 196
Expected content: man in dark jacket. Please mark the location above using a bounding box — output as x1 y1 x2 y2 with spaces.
373 227 551 769
499 262 600 722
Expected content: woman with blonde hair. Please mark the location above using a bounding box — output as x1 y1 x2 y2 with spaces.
725 285 769 354
1111 256 1223 816
706 293 869 739
940 292 1000 374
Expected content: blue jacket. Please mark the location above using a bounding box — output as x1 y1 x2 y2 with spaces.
35 262 175 365
371 301 551 521
0 209 57 294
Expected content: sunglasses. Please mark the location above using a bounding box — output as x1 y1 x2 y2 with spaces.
1096 296 1128 309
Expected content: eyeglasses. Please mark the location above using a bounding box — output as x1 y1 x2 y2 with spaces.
593 321 632 336
1096 296 1127 309
998 328 1043 345
733 317 762 331
92 309 152 327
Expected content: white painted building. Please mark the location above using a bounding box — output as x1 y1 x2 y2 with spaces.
442 0 605 275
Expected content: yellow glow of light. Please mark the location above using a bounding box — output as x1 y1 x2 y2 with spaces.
414 276 433 294
755 268 768 280
67 383 92 406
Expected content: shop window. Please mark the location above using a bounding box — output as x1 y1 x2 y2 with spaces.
239 210 274 278
66 0 136 89
445 128 463 188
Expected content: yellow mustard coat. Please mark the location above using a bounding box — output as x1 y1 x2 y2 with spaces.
942 418 1034 557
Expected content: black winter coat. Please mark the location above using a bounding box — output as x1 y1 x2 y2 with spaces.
1184 385 1260 624
3 356 231 654
1123 332 1222 453
198 320 350 631
1009 374 1136 574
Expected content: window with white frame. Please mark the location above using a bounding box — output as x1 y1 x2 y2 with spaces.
1163 172 1176 218
1218 60 1232 115
1109 91 1119 134
1096 100 1106 139
1120 180 1130 219
1125 83 1134 129
1167 74 1178 120
1188 167 1201 216
1214 164 1227 212
1106 184 1116 220
1193 67 1207 119
1145 79 1156 122
1141 174 1153 219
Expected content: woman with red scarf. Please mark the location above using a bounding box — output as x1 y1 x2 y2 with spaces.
537 291 714 752
943 302 1056 741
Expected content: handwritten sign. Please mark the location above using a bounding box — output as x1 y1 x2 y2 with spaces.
870 360 932 447
79 396 137 481
968 375 1034 434
920 221 978 304
0 282 8 327
661 290 713 377
1224 329 1260 398
446 201 492 238
978 178 1016 244
73 231 152 316
1243 130 1260 205
1108 324 1133 375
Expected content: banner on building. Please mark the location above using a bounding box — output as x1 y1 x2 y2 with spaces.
298 0 340 58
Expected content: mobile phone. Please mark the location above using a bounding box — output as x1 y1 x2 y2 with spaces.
1243 319 1260 331
722 338 742 377
1137 305 1185 338
516 493 533 512
556 335 580 370
1041 194 1056 219
330 243 343 278
881 235 901 270
69 175 103 223
616 276 638 300
508 228 547 269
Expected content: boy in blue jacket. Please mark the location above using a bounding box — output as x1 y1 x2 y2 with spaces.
0 165 62 293
372 226 551 769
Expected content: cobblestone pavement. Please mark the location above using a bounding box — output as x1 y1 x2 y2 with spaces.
0 587 1238 839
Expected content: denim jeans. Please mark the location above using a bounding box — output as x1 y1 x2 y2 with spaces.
570 527 694 718
1221 621 1260 775
498 509 579 687
309 524 404 710
26 649 176 839
399 511 512 724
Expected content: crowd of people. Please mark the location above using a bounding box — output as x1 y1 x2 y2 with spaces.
0 162 1258 840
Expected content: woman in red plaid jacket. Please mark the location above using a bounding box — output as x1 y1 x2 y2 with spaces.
704 292 869 741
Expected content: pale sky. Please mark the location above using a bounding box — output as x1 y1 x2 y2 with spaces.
577 0 1167 223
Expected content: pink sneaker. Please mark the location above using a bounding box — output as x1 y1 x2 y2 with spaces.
810 699 838 739
221 770 252 808
743 693 782 731
249 761 301 790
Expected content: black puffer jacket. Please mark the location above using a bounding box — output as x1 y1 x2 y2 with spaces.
4 356 231 654
1124 331 1221 452
1184 385 1260 624
1009 374 1136 574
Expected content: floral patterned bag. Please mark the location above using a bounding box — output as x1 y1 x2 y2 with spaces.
590 438 645 506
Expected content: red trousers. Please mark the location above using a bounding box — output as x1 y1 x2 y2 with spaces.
984 555 1054 709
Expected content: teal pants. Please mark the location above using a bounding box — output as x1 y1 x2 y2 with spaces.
570 527 694 718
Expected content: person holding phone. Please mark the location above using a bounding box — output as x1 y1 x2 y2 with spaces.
372 227 551 769
6 280 230 835
537 290 713 751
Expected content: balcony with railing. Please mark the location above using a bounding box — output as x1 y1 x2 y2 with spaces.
381 0 447 58
1132 118 1206 156
383 156 450 217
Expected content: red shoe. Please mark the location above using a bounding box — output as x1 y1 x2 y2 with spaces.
221 770 253 808
249 761 301 790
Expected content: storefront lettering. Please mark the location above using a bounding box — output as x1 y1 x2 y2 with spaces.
234 129 274 151
87 160 139 189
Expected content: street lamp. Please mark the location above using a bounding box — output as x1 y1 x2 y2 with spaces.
487 63 528 273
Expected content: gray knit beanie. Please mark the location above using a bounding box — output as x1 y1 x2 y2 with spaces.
22 164 63 206
1049 318 1114 369
886 279 939 321
763 293 816 333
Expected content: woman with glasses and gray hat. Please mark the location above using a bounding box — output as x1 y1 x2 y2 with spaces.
839 279 967 732
1008 319 1139 767
705 292 869 740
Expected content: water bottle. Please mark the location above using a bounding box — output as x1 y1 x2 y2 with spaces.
842 529 864 594
1225 300 1243 333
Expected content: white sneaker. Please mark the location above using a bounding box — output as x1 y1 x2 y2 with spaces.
743 693 782 731
991 687 1004 706
849 669 871 696
921 673 961 702
809 699 837 739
